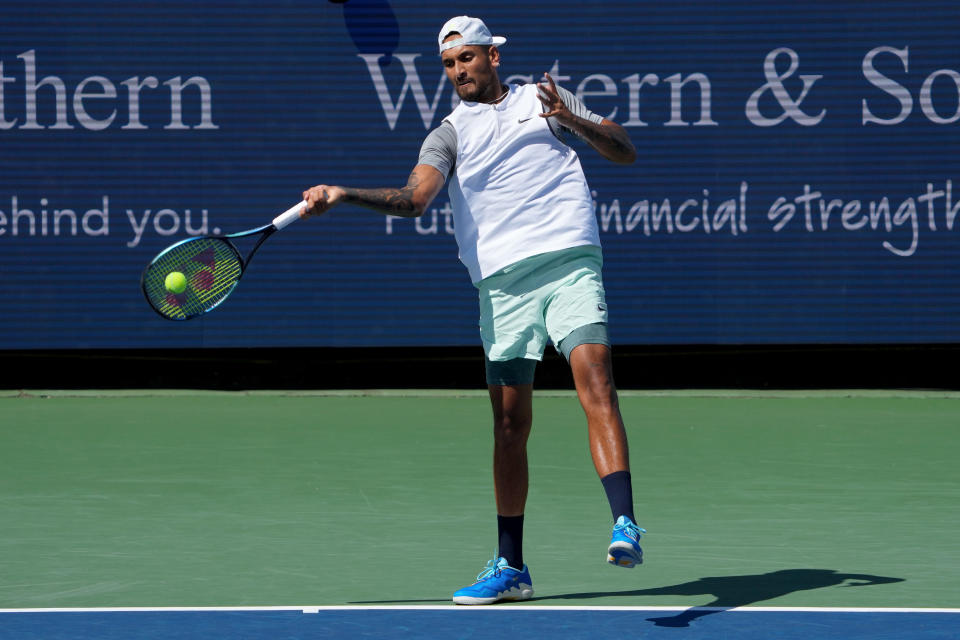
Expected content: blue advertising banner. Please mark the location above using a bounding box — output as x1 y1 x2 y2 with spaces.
1 1 958 349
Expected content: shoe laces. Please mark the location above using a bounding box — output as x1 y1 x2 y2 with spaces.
476 554 507 581
615 516 647 539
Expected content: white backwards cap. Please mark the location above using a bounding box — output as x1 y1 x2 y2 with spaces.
438 16 507 54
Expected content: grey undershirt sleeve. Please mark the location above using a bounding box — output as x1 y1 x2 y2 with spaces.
417 121 457 178
549 85 605 143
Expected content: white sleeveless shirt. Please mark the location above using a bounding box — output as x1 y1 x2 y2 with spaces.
443 83 600 283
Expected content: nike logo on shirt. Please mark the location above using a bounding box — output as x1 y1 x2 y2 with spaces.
518 116 535 123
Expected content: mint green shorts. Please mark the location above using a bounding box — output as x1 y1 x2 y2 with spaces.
477 245 609 363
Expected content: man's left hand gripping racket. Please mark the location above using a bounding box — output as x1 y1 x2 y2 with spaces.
141 201 305 320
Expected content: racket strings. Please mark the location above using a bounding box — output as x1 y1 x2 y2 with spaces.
142 238 243 320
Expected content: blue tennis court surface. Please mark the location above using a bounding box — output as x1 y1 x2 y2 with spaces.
2 607 957 639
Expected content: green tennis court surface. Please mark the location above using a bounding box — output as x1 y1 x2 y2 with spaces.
1 390 957 611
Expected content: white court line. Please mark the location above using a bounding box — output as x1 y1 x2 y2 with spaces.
1 606 958 614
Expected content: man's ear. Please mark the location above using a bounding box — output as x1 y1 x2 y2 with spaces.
489 46 501 67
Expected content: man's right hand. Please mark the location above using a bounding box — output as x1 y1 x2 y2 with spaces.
302 184 346 217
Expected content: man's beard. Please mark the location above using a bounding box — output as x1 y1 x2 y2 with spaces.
455 80 483 102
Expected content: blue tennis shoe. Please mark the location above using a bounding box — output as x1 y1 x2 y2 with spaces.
452 556 533 605
607 515 646 568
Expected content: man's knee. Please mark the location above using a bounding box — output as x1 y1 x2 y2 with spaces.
490 383 534 448
494 407 532 448
569 343 621 414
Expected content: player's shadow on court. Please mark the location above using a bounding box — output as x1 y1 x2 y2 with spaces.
535 569 904 627
348 568 904 622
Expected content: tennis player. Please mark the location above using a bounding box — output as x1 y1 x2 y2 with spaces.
303 16 644 605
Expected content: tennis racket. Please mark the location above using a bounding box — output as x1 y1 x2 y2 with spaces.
141 201 305 320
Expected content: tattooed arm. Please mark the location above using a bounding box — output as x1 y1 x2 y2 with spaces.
537 72 636 165
566 117 636 165
302 164 446 218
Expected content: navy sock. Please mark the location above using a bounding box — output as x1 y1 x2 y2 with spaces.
601 470 636 523
497 514 524 569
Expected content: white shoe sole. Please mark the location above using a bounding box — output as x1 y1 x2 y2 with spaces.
452 584 534 605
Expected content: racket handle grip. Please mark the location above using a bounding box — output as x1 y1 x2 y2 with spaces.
272 201 306 230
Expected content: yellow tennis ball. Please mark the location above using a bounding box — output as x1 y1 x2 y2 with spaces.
165 271 187 294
